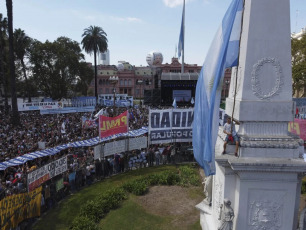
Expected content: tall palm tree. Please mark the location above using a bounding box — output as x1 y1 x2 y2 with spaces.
81 26 108 100
14 28 32 101
0 14 9 114
6 0 20 125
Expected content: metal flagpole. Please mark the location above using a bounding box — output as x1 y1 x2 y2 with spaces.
181 0 185 74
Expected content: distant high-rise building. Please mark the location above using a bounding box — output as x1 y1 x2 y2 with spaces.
99 49 110 65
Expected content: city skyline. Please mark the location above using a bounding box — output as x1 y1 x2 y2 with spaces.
0 0 305 67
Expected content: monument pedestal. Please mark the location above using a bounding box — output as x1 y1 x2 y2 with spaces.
197 0 306 229
198 134 305 229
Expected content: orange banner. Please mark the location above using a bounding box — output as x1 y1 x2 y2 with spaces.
99 111 128 138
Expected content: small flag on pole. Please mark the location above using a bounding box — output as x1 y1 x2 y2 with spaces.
172 98 177 108
192 0 243 176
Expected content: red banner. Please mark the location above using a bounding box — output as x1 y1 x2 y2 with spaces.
288 118 306 140
99 111 128 138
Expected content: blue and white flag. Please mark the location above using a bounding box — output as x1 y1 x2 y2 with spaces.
178 0 185 59
173 98 177 108
193 0 243 176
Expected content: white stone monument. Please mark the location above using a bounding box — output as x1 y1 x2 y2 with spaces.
196 0 306 229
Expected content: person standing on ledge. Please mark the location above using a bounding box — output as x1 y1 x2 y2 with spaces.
222 117 240 157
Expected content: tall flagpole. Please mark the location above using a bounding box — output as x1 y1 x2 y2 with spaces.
181 0 185 74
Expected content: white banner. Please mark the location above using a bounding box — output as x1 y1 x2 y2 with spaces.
94 136 148 159
149 108 194 144
27 156 67 191
104 139 127 157
18 101 63 111
128 136 147 151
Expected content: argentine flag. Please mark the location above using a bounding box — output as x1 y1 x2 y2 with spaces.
193 0 243 176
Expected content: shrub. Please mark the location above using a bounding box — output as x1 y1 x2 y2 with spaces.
122 179 148 196
79 200 101 222
71 216 101 230
178 165 201 187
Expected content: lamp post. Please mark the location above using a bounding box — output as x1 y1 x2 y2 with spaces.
225 79 230 98
109 76 119 116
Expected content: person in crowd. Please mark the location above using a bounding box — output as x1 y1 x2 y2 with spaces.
154 147 161 166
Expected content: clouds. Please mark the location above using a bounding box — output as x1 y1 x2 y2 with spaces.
163 0 193 8
111 16 143 23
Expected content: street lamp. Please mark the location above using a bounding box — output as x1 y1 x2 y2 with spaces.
109 76 119 116
225 79 230 98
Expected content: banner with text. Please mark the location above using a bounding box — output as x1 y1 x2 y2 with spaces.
27 156 67 191
18 101 63 111
99 111 128 139
149 109 194 144
0 186 42 230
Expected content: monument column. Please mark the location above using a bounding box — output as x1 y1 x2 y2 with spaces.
197 0 306 229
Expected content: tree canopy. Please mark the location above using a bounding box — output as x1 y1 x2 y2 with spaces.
292 34 306 97
81 25 108 99
30 37 88 99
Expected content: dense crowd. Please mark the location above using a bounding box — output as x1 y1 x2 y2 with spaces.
0 104 194 202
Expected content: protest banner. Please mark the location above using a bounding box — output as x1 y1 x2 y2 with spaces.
99 111 128 139
149 108 194 144
27 156 67 191
0 186 42 230
18 101 63 111
128 136 147 151
82 116 98 129
104 139 127 157
94 136 148 159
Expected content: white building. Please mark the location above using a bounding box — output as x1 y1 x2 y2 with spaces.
292 27 306 40
99 49 110 65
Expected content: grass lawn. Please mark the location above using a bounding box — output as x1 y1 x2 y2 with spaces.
99 192 202 230
33 164 201 230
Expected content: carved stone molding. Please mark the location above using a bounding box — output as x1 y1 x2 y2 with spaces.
239 122 288 136
251 57 284 100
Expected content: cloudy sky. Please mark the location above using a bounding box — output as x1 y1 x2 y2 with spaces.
1 0 305 67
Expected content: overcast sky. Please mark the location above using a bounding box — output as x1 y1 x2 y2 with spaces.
1 0 305 67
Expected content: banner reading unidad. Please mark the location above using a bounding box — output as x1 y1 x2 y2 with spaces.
99 111 128 139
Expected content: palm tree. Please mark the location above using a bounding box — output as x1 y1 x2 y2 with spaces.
6 0 20 125
81 26 108 100
14 28 32 101
0 14 9 114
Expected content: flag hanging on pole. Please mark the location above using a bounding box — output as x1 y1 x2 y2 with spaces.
192 0 243 176
178 0 185 59
172 98 177 108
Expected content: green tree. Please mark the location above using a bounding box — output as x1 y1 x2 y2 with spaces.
6 0 20 125
0 13 9 114
74 62 94 96
30 37 85 99
14 28 32 101
292 34 306 97
81 26 108 100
